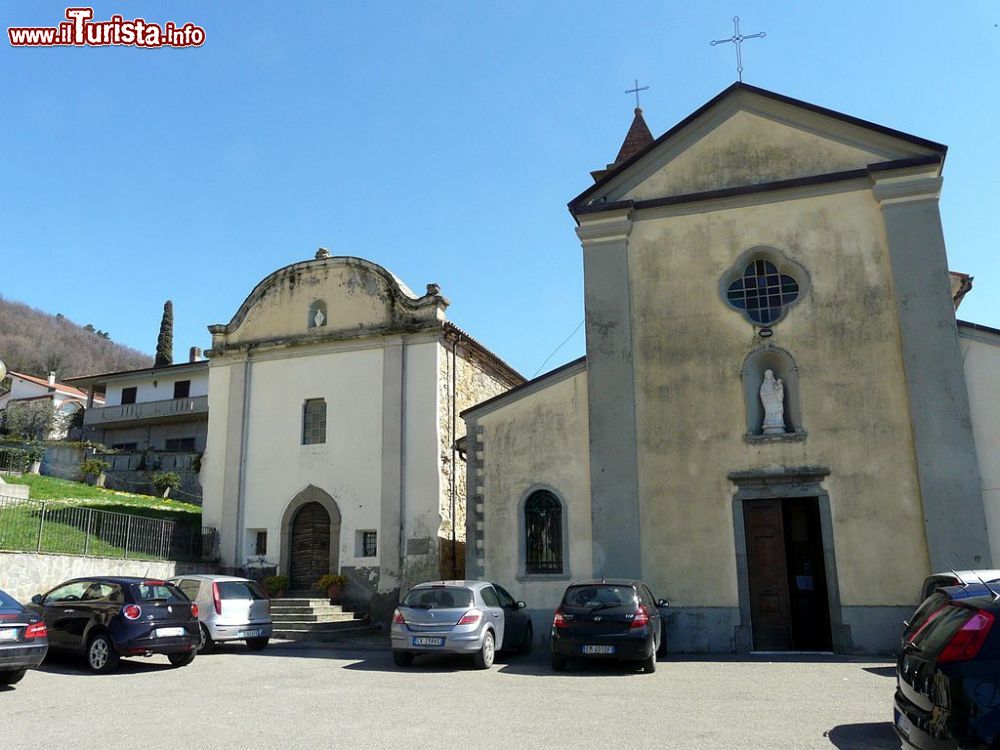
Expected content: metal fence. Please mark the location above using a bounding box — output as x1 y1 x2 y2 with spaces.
0 448 29 474
0 494 217 562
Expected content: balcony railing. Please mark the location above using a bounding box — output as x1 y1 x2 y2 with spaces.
83 395 208 425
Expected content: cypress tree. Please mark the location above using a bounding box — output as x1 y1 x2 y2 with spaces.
154 300 174 367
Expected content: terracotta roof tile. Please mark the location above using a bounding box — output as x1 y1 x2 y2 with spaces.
614 107 654 165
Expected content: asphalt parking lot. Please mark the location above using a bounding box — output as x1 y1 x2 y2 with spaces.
1 644 902 750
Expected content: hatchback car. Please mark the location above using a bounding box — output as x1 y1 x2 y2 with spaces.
391 580 533 669
26 577 199 673
0 587 48 685
550 579 667 673
895 588 1000 749
167 575 272 652
901 582 999 651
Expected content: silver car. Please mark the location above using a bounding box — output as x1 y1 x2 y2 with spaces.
391 580 533 669
168 575 272 652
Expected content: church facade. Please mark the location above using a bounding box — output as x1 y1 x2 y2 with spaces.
463 83 998 654
201 253 521 616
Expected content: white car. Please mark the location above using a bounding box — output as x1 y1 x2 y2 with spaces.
168 574 272 652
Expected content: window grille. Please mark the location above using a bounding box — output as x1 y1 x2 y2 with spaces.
302 398 327 445
726 259 799 325
362 531 377 557
525 490 563 574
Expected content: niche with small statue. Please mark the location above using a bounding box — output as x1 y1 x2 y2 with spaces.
741 345 805 441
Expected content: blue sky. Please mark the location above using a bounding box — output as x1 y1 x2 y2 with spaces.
1 2 998 377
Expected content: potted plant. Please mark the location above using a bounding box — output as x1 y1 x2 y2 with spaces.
152 471 181 498
263 575 289 599
80 457 110 487
315 573 347 603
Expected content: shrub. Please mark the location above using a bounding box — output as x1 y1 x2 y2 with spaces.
152 471 181 493
80 457 110 477
315 574 347 591
263 575 289 596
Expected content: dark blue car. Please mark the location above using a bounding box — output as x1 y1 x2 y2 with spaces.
26 577 199 673
0 587 48 685
895 588 1000 748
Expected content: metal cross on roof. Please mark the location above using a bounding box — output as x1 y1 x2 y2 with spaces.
625 78 650 109
710 16 766 82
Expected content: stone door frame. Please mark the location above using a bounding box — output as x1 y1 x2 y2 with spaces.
729 466 852 653
280 484 342 584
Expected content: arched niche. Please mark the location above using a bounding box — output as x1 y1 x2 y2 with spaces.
741 345 805 439
308 299 327 329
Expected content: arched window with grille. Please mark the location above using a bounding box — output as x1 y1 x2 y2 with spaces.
524 490 563 574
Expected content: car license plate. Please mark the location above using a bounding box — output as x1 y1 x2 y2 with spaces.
0 628 16 642
155 627 185 638
582 645 615 655
413 636 444 647
894 709 915 740
239 629 262 638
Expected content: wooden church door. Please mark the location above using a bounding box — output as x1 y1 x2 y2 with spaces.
744 499 793 650
289 502 331 591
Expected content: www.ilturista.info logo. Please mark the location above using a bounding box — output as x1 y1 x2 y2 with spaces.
8 7 205 48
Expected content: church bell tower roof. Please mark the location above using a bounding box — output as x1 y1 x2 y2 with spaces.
591 107 655 183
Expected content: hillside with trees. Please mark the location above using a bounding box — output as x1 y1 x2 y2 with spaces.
0 294 152 379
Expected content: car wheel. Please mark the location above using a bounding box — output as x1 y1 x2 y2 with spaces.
519 623 534 656
246 637 269 651
643 652 656 673
0 669 26 685
167 651 196 667
86 633 120 674
473 630 495 669
392 651 414 667
656 623 668 658
551 654 567 672
198 624 215 654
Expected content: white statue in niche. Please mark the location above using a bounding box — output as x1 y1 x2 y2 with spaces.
759 369 786 434
312 307 325 327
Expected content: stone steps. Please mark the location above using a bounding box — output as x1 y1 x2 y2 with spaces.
267 595 368 642
272 623 381 642
271 612 354 624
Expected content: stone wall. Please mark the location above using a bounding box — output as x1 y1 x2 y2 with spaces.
40 445 88 481
0 551 218 603
437 337 517 575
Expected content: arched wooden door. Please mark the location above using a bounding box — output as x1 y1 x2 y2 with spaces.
289 502 331 591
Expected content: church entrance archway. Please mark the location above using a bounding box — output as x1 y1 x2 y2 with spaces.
280 486 341 591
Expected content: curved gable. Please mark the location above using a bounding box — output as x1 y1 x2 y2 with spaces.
208 255 447 352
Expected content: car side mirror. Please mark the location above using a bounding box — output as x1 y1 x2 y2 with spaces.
516 601 527 609
31 594 43 605
657 599 669 608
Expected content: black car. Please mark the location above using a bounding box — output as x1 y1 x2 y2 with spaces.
894 590 1000 749
26 577 199 674
0 587 48 685
550 579 667 673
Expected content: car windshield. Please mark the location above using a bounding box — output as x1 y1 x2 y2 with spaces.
217 581 267 600
402 587 474 609
131 582 187 602
562 585 636 611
